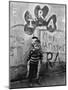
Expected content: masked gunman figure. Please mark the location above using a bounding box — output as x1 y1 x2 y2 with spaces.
26 37 43 85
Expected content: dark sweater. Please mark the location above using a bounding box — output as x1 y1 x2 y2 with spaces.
27 49 43 62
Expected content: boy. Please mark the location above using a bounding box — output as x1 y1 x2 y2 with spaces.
27 37 43 85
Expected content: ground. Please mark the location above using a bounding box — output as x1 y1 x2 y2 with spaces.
10 62 66 89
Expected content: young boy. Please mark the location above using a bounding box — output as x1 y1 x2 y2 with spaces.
27 37 43 85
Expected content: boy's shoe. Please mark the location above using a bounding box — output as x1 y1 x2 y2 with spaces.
35 78 41 85
29 83 33 87
36 80 41 85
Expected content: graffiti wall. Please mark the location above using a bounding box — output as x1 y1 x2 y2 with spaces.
9 2 66 66
40 30 65 62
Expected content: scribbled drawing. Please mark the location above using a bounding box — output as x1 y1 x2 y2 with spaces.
9 1 66 89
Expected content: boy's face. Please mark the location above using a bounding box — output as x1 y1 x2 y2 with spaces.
33 42 40 49
32 38 37 44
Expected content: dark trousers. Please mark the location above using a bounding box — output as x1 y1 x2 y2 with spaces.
28 61 38 82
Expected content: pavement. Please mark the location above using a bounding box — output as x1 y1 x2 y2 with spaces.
10 66 66 89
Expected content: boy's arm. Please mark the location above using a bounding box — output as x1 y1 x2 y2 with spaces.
26 50 32 77
37 51 43 79
37 60 41 79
